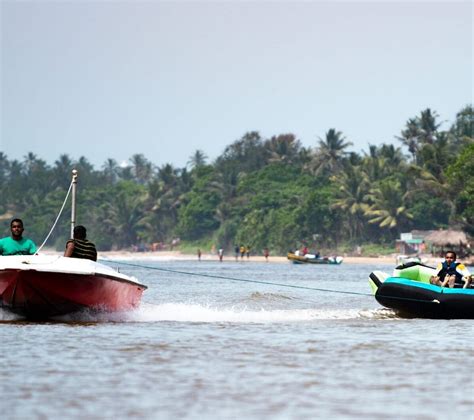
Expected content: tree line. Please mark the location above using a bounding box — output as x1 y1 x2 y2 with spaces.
0 105 472 254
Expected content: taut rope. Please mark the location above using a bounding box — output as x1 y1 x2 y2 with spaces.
36 179 74 253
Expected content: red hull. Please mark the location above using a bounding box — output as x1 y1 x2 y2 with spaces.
0 269 146 320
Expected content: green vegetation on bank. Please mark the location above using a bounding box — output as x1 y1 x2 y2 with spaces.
0 106 472 254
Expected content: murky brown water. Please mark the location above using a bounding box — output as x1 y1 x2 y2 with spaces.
2 261 473 419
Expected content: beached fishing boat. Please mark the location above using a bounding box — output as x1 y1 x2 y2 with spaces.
369 262 474 319
287 251 343 265
0 170 147 320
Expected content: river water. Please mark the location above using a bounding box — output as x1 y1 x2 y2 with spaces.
1 260 473 419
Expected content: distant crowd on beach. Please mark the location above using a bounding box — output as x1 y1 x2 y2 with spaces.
197 245 270 262
128 239 271 262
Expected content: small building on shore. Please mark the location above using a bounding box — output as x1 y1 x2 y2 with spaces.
395 231 432 255
424 230 471 258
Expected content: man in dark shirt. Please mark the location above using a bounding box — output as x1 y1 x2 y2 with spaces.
64 225 97 261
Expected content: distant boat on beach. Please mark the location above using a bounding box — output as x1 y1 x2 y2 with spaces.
287 251 343 265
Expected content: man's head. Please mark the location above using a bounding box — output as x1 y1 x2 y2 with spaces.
73 225 87 240
445 251 457 262
10 219 24 240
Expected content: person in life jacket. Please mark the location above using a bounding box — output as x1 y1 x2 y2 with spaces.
430 251 471 288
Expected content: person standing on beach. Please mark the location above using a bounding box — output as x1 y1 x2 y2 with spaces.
64 225 97 261
263 247 269 262
0 219 37 256
234 245 239 261
197 249 202 261
218 248 224 262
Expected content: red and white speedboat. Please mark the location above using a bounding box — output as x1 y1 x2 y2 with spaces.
0 254 147 320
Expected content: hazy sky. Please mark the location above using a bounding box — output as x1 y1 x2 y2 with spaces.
1 0 472 169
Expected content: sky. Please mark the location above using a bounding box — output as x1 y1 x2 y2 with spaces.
1 0 472 170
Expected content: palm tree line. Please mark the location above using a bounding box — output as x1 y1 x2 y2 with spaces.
0 105 472 253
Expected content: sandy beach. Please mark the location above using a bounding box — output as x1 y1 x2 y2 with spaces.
96 250 444 266
39 246 450 266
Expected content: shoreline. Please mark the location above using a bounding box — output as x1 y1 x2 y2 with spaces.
39 248 452 266
96 250 443 266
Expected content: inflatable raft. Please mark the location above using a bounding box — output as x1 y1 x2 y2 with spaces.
369 262 474 319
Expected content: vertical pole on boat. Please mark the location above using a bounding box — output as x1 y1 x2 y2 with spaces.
71 169 78 238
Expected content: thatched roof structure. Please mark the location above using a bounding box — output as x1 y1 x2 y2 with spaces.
424 230 470 246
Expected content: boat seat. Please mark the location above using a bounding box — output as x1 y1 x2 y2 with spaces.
393 263 436 284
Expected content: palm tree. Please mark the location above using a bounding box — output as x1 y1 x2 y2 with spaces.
216 131 267 176
418 108 441 145
449 105 473 152
0 153 10 213
101 183 147 248
451 105 473 139
102 158 120 184
74 156 98 188
362 145 384 182
363 144 407 182
332 165 370 240
0 152 10 184
187 150 208 169
308 129 352 176
397 118 420 161
378 144 406 170
129 154 154 185
53 154 74 189
22 153 50 196
364 180 413 236
263 134 303 164
141 164 192 243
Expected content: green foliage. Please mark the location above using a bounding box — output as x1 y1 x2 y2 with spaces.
231 164 337 253
0 105 471 253
408 192 450 230
176 168 220 240
446 143 474 234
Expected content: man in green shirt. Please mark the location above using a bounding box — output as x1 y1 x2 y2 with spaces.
0 219 37 256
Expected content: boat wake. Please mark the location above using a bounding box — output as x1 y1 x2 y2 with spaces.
1 304 397 323
0 308 22 322
79 302 397 323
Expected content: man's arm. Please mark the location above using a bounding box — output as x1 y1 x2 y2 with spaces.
29 240 37 255
64 241 75 257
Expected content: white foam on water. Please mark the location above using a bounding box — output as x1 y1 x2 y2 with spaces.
358 308 399 319
1 304 395 324
0 308 21 321
118 302 368 323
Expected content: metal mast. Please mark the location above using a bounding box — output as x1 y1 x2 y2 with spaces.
71 169 78 238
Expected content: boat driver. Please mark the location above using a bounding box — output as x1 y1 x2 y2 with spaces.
0 219 37 256
430 251 471 289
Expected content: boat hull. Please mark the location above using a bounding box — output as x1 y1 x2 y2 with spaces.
287 253 343 265
0 256 147 320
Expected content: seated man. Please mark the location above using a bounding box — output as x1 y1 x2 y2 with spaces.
0 218 37 256
430 251 471 289
64 225 97 261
